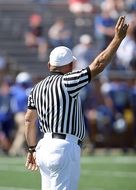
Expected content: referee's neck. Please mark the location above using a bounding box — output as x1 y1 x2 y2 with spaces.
49 62 73 74
50 71 64 75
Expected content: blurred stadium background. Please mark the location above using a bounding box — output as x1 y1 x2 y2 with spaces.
0 0 136 189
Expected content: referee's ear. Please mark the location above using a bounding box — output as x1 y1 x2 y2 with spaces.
48 62 51 70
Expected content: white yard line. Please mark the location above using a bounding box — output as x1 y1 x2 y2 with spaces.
81 169 136 178
0 156 136 165
81 156 136 164
0 186 103 190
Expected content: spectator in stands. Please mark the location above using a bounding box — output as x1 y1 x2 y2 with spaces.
126 0 136 12
100 78 131 152
96 102 114 151
101 79 130 114
48 18 73 49
24 13 48 61
68 0 93 26
98 79 116 150
72 34 95 70
94 5 116 51
116 13 136 70
68 0 93 17
85 82 104 153
9 72 32 156
101 0 126 19
0 76 14 154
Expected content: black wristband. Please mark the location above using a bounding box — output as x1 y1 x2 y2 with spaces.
28 148 36 153
28 145 36 153
28 145 37 149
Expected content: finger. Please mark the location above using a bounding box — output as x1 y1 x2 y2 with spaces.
123 23 129 31
122 24 129 35
31 158 38 171
28 163 33 170
31 164 35 171
25 160 30 168
31 163 37 171
31 163 38 171
25 163 31 170
34 165 38 171
116 16 125 28
25 153 32 166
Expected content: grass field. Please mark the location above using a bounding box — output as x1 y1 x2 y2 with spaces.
0 153 136 190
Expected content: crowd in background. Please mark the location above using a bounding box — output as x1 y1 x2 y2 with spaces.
0 0 136 156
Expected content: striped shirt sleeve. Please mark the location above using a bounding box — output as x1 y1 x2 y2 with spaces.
62 67 91 97
27 88 36 109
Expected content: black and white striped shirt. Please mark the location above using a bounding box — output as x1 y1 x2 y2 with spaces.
27 67 91 140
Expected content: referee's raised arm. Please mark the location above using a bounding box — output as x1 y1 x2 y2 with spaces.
89 16 129 79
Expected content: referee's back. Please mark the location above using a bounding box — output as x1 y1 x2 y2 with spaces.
28 67 91 141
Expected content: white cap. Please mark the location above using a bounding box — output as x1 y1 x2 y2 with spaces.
16 72 32 84
49 46 76 66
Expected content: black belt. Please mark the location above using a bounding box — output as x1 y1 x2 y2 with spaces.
52 133 82 147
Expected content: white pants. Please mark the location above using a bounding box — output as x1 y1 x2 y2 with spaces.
36 133 81 190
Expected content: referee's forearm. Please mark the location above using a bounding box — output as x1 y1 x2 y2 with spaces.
25 123 37 147
89 37 122 78
24 110 37 147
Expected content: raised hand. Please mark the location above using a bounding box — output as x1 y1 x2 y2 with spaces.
115 16 129 40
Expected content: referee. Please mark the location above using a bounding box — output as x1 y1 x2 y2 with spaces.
25 16 128 190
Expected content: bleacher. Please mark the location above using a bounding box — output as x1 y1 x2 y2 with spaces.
0 0 93 78
0 1 64 77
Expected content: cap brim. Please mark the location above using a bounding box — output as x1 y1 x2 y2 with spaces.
73 56 77 61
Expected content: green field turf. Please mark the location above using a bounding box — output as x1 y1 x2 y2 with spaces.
0 154 136 190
